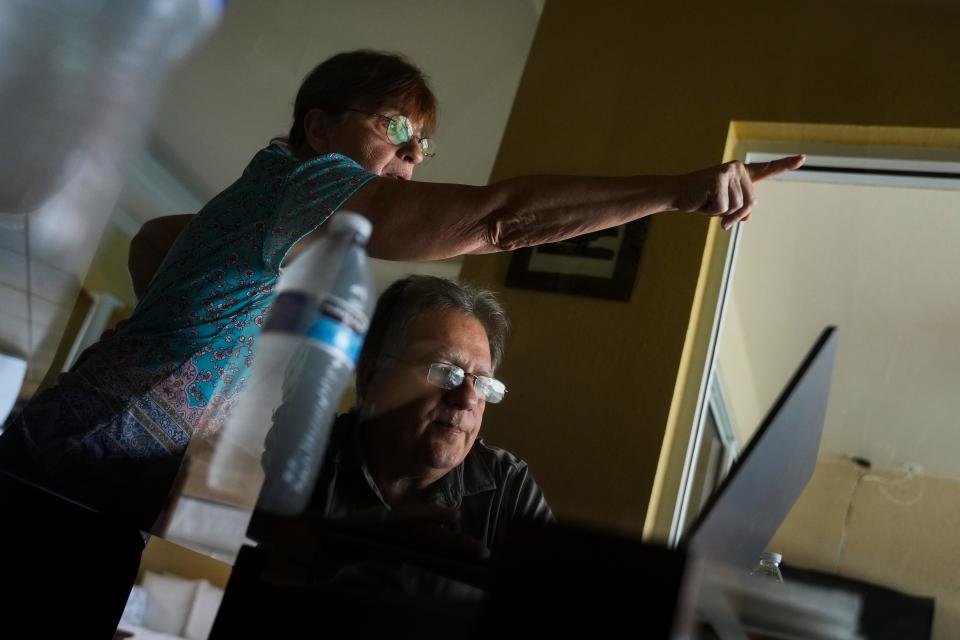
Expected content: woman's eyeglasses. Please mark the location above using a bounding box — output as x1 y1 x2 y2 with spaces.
345 108 436 160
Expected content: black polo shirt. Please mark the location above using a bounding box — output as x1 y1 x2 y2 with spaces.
308 411 554 555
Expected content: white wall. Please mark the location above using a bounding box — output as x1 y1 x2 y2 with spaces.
151 0 543 200
771 458 960 639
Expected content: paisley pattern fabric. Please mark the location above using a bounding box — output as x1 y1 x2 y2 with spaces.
9 144 376 528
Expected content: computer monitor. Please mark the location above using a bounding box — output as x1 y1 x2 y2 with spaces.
685 326 839 571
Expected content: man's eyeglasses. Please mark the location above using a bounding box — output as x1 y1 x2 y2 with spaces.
345 108 436 160
383 355 506 404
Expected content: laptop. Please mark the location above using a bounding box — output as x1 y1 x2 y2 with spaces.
684 326 839 571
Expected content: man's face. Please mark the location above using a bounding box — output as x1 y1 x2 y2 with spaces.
361 309 492 476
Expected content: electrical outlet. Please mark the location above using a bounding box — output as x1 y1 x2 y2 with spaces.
904 462 924 476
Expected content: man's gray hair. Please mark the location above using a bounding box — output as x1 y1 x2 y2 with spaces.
361 275 509 371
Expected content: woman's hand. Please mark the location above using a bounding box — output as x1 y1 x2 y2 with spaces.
672 155 806 230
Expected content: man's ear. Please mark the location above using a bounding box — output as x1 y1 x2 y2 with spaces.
302 108 331 156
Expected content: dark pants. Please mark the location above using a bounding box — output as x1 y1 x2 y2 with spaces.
0 426 145 639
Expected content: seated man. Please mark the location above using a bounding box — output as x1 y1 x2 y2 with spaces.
282 274 553 558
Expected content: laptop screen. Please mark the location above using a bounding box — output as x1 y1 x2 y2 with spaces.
684 327 839 571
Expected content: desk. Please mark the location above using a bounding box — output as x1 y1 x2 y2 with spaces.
211 517 700 638
213 512 931 638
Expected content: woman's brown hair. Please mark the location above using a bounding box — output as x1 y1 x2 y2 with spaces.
283 50 437 152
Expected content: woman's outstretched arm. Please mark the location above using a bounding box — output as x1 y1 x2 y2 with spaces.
345 156 805 261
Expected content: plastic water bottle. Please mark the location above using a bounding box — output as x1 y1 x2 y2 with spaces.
208 212 375 515
749 551 785 583
0 1 223 364
0 0 223 214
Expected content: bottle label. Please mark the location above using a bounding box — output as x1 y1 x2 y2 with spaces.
264 292 367 364
307 315 364 363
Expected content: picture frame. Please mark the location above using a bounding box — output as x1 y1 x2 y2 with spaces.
505 219 649 301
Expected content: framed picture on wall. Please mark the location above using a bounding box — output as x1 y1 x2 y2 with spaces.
505 219 649 301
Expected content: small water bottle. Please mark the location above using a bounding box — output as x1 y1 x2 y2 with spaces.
749 551 784 583
0 1 223 340
208 212 375 515
0 0 223 214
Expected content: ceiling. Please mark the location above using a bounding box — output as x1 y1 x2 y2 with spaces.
717 178 960 480
147 0 543 201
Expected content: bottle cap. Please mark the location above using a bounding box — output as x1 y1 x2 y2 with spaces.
760 551 782 564
331 211 373 243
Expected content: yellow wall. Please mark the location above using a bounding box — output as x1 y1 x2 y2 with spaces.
460 1 960 534
83 223 137 309
771 460 960 638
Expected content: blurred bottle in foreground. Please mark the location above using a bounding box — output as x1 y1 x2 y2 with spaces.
208 212 375 516
0 1 223 386
0 0 223 213
0 0 223 215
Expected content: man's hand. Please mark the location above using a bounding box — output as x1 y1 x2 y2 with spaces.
673 154 806 230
